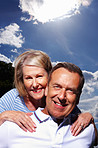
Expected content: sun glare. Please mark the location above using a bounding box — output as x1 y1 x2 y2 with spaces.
19 0 92 24
32 0 81 23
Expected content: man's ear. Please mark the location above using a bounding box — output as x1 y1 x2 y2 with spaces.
45 86 48 96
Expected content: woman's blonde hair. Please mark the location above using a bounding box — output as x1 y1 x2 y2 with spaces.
14 49 52 97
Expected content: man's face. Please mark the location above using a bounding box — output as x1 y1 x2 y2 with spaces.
44 68 80 120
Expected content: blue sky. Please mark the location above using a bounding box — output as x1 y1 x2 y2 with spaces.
0 0 98 127
0 0 98 72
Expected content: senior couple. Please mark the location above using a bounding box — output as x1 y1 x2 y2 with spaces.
0 50 97 147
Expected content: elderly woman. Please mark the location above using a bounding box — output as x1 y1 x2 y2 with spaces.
0 49 95 136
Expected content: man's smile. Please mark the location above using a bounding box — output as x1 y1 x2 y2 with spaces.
53 100 68 108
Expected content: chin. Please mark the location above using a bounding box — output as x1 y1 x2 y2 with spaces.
33 95 44 100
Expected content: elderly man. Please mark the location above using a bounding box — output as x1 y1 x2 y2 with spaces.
0 62 95 148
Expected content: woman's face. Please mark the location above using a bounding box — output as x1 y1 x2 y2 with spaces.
23 65 48 100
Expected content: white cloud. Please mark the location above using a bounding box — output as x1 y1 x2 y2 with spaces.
81 0 93 6
52 61 60 66
80 96 98 103
11 49 18 53
0 54 12 63
20 15 33 22
19 0 93 24
82 70 98 95
78 70 98 121
0 23 25 48
78 96 98 119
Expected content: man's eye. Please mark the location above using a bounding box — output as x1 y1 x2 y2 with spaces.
66 89 76 95
68 89 73 92
67 89 73 92
53 85 60 89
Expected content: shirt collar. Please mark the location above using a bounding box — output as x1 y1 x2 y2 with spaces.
34 106 80 125
34 108 50 123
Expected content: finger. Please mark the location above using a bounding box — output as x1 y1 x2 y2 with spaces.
21 121 36 132
25 114 37 127
70 121 78 132
18 121 36 133
16 121 27 132
73 126 82 136
71 122 82 136
6 111 36 132
26 112 33 116
25 114 37 128
71 122 85 136
20 115 36 132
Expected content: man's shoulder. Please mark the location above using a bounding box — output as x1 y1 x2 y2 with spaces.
83 124 95 135
31 108 50 124
78 123 95 144
0 120 20 132
72 106 81 114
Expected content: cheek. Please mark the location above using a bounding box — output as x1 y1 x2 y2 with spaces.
67 95 77 104
46 97 52 110
24 80 31 89
41 77 48 86
48 88 58 99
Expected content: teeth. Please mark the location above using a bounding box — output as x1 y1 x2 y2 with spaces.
33 89 42 93
55 102 62 106
34 89 41 92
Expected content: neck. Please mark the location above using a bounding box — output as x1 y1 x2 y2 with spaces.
42 107 63 125
56 119 63 125
24 96 46 111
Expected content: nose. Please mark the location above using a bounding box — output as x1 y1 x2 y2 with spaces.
58 88 66 100
32 78 38 88
58 88 66 104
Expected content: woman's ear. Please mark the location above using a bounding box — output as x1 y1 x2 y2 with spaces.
45 86 48 96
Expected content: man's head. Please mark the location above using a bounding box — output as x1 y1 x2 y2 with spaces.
43 62 84 122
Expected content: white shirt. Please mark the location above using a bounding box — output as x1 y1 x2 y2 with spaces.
0 108 95 148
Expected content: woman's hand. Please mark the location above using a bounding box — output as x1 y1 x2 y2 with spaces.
0 111 37 132
70 112 93 136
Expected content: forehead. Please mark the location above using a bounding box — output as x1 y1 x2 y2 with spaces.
22 65 47 75
50 68 80 88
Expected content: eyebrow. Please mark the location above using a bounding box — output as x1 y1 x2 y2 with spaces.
51 83 78 92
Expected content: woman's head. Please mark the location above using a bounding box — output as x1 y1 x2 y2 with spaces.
14 49 52 97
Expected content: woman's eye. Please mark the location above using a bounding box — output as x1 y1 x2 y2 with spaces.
25 77 32 80
37 75 43 78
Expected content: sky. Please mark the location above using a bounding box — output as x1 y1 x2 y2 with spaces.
0 0 98 129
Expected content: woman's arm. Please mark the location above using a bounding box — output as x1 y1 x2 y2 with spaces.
70 112 98 146
0 89 36 132
0 111 36 132
71 112 94 136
